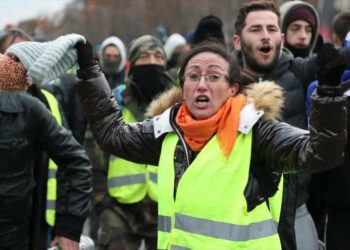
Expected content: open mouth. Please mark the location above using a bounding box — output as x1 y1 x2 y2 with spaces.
195 96 209 105
196 96 209 103
259 45 272 54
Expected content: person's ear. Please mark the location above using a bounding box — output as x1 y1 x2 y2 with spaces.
233 35 241 51
332 33 342 47
229 83 239 96
281 32 285 47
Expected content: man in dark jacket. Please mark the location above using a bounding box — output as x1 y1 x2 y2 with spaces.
1 33 93 250
232 1 350 249
0 52 92 250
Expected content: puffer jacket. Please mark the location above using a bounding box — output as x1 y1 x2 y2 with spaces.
0 92 92 244
243 47 350 249
77 65 346 192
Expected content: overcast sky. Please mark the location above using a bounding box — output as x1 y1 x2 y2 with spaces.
0 0 73 29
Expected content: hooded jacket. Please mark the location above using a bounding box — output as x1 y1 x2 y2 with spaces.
280 0 320 57
77 66 346 234
99 36 127 88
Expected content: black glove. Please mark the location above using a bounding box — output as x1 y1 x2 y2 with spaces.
316 43 347 87
75 40 97 70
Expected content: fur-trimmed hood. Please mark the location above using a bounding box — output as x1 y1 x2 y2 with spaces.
146 81 284 121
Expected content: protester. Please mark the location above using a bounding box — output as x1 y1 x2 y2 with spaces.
191 15 226 47
73 36 347 249
0 28 32 53
280 0 320 58
303 10 350 250
279 1 321 248
90 35 174 250
332 11 350 48
164 33 190 78
232 1 350 249
99 36 127 88
0 34 92 250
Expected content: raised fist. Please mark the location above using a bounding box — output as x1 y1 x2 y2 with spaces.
316 43 347 87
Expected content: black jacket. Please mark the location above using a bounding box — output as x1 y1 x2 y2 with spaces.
0 92 92 248
244 48 350 249
77 68 346 246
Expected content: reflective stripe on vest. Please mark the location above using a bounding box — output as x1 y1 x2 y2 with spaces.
108 108 158 203
42 89 62 226
157 132 283 250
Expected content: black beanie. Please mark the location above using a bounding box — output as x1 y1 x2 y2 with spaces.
192 15 225 46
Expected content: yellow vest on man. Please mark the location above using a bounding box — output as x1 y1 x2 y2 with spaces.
108 108 158 203
42 89 62 226
157 132 283 250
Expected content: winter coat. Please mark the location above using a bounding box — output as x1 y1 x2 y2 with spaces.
76 66 346 215
243 47 350 249
41 74 87 144
0 91 92 248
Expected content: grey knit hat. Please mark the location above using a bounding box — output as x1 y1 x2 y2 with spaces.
6 33 85 84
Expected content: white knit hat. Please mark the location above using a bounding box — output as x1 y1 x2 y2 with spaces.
6 33 85 84
164 33 186 60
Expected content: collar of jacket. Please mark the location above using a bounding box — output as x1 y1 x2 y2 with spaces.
150 81 284 138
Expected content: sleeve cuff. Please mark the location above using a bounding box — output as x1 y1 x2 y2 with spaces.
54 213 86 242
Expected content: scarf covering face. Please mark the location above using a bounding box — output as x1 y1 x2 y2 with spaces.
129 64 170 104
0 54 28 92
176 94 247 158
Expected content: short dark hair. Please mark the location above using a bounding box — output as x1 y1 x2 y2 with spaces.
332 11 350 42
234 1 280 36
178 41 244 89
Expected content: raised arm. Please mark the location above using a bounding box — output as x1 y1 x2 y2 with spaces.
75 41 163 166
256 44 347 174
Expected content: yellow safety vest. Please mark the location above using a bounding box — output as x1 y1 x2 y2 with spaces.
42 89 62 226
108 108 158 203
157 132 283 250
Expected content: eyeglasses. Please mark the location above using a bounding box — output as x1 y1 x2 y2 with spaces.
183 73 229 83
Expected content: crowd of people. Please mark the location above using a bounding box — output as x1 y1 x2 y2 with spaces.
1 1 350 250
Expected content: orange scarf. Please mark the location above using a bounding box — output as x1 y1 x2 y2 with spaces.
176 94 247 159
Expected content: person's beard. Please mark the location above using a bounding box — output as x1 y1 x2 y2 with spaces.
241 39 281 74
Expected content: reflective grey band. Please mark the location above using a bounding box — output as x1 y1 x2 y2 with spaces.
149 172 157 183
46 200 56 210
48 169 56 179
108 174 146 188
175 213 278 241
158 215 172 232
171 245 191 250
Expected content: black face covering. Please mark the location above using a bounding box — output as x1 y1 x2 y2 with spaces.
129 64 170 104
102 57 122 75
285 43 310 58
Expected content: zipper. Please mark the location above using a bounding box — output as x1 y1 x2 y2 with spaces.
170 105 190 168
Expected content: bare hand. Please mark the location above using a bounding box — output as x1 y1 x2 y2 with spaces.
50 236 79 250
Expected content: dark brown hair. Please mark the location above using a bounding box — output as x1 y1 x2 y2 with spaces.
332 11 350 42
234 1 280 36
178 41 244 89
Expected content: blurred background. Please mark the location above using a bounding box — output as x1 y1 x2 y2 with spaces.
0 0 348 46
